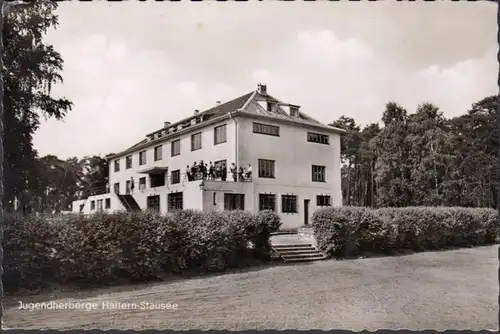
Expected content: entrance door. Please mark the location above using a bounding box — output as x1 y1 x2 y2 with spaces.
304 199 310 225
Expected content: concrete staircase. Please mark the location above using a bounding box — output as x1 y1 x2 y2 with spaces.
270 233 326 263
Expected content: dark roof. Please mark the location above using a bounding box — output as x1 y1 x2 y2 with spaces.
119 91 254 155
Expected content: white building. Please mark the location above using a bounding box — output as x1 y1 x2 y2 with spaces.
72 84 344 229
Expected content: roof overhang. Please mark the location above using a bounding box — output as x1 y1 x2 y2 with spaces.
137 166 169 174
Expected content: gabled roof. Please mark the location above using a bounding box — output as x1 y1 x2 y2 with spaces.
113 91 254 159
110 85 344 160
252 91 326 126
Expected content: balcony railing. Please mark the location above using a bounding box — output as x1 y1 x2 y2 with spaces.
120 171 252 194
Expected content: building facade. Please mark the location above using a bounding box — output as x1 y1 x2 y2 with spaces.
72 84 344 229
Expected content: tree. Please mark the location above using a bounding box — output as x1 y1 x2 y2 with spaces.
330 116 362 206
79 155 109 198
3 1 72 210
371 102 412 207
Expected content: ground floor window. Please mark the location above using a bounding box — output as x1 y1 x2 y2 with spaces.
281 195 298 213
105 198 111 209
168 192 183 211
147 195 160 213
224 193 245 211
259 194 276 211
317 195 331 206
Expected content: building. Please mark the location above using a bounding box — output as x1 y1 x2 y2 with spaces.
72 84 345 229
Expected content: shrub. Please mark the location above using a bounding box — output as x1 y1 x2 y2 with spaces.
4 209 281 294
312 206 499 258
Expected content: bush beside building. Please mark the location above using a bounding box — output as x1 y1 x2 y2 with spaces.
312 206 499 258
3 210 281 294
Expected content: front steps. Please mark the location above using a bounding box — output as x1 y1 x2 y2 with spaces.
272 243 326 263
270 232 326 263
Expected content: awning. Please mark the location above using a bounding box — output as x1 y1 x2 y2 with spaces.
137 166 169 174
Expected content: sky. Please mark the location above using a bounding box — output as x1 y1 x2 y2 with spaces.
33 1 498 159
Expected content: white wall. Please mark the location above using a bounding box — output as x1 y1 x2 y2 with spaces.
237 110 342 229
108 119 236 197
71 193 125 214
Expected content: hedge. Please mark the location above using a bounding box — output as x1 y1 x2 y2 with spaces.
312 206 499 258
3 209 281 294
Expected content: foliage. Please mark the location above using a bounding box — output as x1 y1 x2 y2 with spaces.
3 1 72 209
330 96 499 210
4 210 281 294
312 206 499 258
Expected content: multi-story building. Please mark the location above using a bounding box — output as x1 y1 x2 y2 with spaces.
72 84 344 229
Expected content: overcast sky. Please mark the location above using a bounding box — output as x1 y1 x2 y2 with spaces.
33 1 497 159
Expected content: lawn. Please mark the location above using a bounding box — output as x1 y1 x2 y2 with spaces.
4 245 498 330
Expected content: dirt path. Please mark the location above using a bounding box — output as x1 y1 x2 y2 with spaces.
4 246 498 330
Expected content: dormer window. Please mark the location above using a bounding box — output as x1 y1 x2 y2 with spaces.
290 106 299 117
267 102 274 112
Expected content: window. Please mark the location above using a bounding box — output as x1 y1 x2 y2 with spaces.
113 183 119 194
171 170 180 184
258 159 275 178
267 102 274 112
307 132 329 145
214 124 227 145
317 195 331 206
126 180 131 194
114 160 120 172
139 151 147 165
97 199 103 212
171 139 180 156
253 122 280 137
191 132 202 151
105 198 111 209
224 194 245 211
147 195 160 213
259 194 276 211
312 165 326 182
281 195 298 213
126 155 132 169
154 145 163 161
90 200 95 210
139 177 146 190
168 192 183 211
290 106 299 117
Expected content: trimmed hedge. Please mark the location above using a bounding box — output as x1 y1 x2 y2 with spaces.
3 209 281 294
312 206 499 258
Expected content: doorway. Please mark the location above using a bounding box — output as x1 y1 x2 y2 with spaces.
304 199 310 225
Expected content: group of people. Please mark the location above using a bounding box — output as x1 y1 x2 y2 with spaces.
185 161 252 182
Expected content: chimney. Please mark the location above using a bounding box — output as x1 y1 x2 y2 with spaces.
194 109 200 115
164 121 171 127
257 83 267 95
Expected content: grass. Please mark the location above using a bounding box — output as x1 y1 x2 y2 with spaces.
4 245 498 330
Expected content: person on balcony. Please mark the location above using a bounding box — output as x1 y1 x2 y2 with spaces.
208 162 215 180
230 163 237 182
238 166 244 181
221 162 227 181
191 162 198 181
200 160 207 180
186 165 192 182
245 164 252 181
105 183 110 193
215 163 221 180
130 177 135 193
